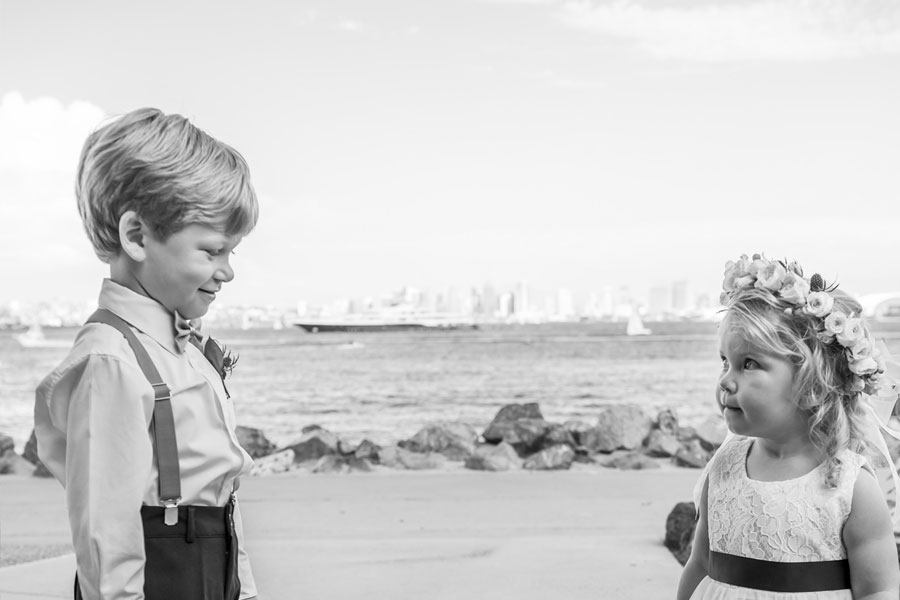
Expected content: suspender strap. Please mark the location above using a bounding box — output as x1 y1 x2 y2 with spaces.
86 309 182 511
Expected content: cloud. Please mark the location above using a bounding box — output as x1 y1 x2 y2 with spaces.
0 91 106 173
557 0 900 62
0 93 108 302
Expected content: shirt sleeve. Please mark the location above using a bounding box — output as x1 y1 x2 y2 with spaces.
47 353 155 600
232 495 258 599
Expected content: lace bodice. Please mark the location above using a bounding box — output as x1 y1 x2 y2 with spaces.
707 436 866 563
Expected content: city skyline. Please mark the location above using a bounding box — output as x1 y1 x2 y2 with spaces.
2 1 900 307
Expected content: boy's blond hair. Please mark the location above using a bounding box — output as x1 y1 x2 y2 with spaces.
76 108 258 262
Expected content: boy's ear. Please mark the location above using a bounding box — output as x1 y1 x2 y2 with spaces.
118 210 148 262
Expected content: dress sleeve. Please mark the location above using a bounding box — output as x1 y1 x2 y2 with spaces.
233 495 258 599
47 354 155 600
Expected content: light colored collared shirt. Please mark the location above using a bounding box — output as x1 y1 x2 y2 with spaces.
34 279 257 600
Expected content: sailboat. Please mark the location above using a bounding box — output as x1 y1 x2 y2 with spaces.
14 323 71 349
626 311 652 336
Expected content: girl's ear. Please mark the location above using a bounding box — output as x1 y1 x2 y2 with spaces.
118 210 148 262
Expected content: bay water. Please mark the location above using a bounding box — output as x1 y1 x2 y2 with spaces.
5 322 899 452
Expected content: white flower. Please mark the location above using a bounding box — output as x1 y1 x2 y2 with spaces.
723 260 738 292
849 356 879 376
837 318 864 347
747 255 769 278
734 275 755 289
850 339 872 360
755 261 787 292
824 311 848 335
804 292 834 318
780 273 810 305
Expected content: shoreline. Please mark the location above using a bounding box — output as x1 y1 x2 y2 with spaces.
0 468 700 599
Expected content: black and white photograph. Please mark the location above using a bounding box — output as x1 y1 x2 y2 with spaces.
2 1 900 599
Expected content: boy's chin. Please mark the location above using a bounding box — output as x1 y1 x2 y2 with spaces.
178 306 210 321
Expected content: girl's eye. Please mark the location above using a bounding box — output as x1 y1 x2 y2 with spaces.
204 248 223 257
743 358 759 370
720 356 729 370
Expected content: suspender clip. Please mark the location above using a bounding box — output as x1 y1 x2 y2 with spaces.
163 498 181 526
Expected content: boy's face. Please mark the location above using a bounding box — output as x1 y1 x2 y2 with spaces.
139 224 242 320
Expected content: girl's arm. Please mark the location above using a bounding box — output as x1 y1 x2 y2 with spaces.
676 477 710 600
845 467 900 600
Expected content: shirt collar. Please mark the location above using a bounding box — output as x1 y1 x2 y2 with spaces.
97 279 194 355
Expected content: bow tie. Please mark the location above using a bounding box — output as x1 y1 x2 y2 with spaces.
174 313 202 353
173 314 225 376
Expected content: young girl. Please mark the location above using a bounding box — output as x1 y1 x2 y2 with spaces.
677 254 900 600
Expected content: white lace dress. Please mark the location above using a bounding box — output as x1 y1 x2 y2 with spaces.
691 436 866 600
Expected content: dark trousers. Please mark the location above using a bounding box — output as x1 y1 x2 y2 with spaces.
75 500 240 600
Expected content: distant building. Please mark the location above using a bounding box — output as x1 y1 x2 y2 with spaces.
671 280 691 314
648 284 671 318
556 288 575 320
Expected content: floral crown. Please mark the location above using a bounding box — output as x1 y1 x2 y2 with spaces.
721 253 886 396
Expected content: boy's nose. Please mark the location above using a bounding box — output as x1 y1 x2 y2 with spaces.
216 260 235 283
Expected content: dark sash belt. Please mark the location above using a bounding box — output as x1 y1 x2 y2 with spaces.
709 551 851 593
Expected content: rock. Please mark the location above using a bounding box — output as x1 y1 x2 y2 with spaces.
694 415 728 451
235 425 277 459
249 449 295 476
665 502 697 566
0 453 36 476
0 433 14 457
312 455 374 474
288 429 339 463
464 442 521 471
645 429 682 458
674 439 711 468
563 420 593 446
23 430 53 478
486 419 553 456
655 409 679 436
23 431 39 463
302 424 325 434
482 403 544 442
543 424 577 449
676 426 697 442
378 446 446 470
597 450 660 470
400 422 478 460
354 439 381 462
523 445 575 470
582 405 651 453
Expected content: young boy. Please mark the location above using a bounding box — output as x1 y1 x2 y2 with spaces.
34 108 259 600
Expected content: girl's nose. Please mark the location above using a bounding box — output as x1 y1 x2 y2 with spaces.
719 375 736 394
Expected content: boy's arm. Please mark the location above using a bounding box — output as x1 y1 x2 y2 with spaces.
676 477 709 600
48 354 154 600
233 494 259 599
844 468 900 600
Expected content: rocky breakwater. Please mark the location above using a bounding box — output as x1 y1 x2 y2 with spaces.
3 404 728 480
247 402 730 476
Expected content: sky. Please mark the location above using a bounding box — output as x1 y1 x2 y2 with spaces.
2 0 900 309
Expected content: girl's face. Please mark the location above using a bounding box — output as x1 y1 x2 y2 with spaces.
717 327 808 442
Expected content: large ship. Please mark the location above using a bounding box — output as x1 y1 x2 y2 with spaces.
295 313 478 333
